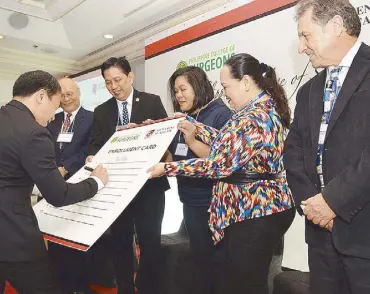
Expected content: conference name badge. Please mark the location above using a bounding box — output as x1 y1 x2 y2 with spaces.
57 133 74 143
175 143 189 156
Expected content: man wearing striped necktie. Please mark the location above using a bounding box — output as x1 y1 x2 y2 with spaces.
285 0 370 293
88 57 169 294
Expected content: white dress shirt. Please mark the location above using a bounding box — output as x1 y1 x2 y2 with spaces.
326 40 362 86
60 106 81 133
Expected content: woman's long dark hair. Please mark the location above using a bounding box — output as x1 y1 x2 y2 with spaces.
168 66 214 114
224 53 291 127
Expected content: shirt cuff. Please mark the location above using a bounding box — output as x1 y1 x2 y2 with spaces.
32 185 42 197
90 176 105 191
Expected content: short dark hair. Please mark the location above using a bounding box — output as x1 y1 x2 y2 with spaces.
295 0 361 37
12 70 61 98
225 53 291 128
168 66 214 114
101 56 132 78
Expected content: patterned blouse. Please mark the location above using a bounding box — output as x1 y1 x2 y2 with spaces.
164 98 293 244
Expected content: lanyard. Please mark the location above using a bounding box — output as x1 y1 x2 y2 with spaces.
195 98 217 120
117 111 123 126
178 99 216 142
237 91 267 114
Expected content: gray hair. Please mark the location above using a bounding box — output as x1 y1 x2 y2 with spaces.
295 0 361 37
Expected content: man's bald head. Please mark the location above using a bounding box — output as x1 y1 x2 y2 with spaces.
58 77 81 113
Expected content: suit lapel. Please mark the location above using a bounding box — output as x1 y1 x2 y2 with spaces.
107 97 119 134
72 108 85 132
130 89 140 122
310 70 326 153
325 45 370 139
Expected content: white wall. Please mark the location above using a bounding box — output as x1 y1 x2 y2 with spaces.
0 79 15 106
130 57 145 92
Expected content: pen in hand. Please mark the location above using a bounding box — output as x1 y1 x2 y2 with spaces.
84 166 94 172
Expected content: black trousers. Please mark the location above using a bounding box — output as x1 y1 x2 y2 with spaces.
110 189 165 294
0 258 62 294
183 204 214 294
213 208 295 294
309 236 370 294
48 243 92 293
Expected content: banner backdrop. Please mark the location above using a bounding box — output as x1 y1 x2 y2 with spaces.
145 0 370 271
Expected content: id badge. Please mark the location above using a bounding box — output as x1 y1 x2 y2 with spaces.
175 143 189 156
318 132 325 144
320 123 328 133
57 132 74 143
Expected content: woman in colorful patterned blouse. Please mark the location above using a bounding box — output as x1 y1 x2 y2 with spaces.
150 53 295 294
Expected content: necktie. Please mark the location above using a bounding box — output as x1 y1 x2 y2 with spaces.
120 101 129 126
60 113 72 149
62 113 72 133
316 67 343 189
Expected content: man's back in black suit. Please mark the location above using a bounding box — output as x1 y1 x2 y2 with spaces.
88 57 168 294
0 70 108 294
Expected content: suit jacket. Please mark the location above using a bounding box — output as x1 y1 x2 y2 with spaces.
47 107 93 177
0 100 99 262
284 43 370 258
88 89 170 193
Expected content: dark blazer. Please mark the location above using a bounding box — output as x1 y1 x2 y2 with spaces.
0 100 99 262
47 107 93 177
88 89 170 192
284 43 370 258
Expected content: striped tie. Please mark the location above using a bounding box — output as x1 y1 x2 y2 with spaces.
120 101 129 126
316 67 342 189
62 113 72 133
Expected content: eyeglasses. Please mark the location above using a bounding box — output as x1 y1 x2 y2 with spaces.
61 92 74 99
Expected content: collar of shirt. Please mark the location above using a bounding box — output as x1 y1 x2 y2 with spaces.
115 87 134 109
115 87 134 120
64 106 81 124
327 40 362 84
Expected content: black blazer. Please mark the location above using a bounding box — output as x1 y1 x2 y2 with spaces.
284 43 370 258
47 107 93 177
0 100 99 262
88 89 170 192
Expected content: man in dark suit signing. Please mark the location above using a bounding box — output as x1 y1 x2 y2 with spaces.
284 1 370 293
0 70 108 293
88 57 169 294
47 77 97 294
